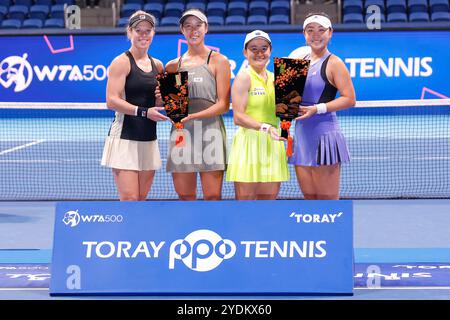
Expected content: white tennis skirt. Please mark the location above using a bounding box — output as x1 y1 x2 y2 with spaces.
101 136 162 171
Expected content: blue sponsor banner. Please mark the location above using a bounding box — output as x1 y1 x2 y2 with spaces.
1 31 449 102
50 200 353 295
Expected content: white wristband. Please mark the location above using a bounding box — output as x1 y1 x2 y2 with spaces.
315 103 327 114
260 123 272 133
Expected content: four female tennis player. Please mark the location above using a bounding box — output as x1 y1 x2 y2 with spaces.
103 10 355 201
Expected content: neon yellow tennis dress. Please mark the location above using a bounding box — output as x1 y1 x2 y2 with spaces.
226 66 289 182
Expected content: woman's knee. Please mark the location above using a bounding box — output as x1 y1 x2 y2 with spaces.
203 192 221 201
177 193 197 201
316 193 339 200
302 193 318 200
119 192 140 201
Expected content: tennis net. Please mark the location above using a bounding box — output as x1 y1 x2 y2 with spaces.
0 99 449 200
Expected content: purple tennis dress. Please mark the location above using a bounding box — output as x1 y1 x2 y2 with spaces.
288 52 350 167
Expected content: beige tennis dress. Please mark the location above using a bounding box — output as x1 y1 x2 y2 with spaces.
101 51 162 171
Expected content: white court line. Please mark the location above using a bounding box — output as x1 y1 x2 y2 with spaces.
0 288 48 291
0 160 58 163
353 157 391 160
0 159 101 163
0 140 45 156
418 157 450 160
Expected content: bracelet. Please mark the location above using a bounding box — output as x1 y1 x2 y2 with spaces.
136 106 148 118
260 123 272 133
315 103 327 114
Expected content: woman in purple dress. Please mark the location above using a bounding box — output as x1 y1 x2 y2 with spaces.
289 13 356 199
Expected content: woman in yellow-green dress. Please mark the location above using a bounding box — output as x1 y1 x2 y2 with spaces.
226 30 289 200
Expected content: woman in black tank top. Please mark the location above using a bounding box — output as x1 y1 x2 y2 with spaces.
101 11 169 201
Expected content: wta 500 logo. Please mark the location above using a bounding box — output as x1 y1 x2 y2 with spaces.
0 53 107 93
62 210 123 227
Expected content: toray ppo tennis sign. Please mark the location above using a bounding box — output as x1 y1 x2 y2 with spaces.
50 201 353 295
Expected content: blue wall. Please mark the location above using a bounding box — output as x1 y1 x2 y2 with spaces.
1 31 449 102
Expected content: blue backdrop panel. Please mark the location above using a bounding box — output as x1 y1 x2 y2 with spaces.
0 31 449 102
50 200 353 295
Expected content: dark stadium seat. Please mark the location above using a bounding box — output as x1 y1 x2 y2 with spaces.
22 18 44 28
407 0 429 13
8 5 28 21
225 14 246 25
0 5 7 20
143 3 163 19
387 11 408 22
409 11 430 21
126 0 145 5
30 5 50 21
117 17 128 27
164 2 184 17
185 1 206 12
15 0 33 7
120 3 141 18
364 0 386 13
248 1 269 16
124 0 145 6
160 16 179 26
343 12 364 23
50 4 65 19
269 13 289 24
227 1 247 17
44 17 64 27
0 0 12 7
343 0 363 15
35 0 53 6
144 0 165 4
1 18 22 28
386 0 407 14
187 0 207 4
207 15 224 26
54 0 74 5
431 11 450 21
429 0 449 13
247 13 267 25
270 0 289 16
206 2 227 17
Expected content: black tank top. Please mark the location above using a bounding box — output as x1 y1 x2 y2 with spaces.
120 50 157 141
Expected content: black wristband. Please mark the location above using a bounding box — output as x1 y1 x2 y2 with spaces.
137 107 147 118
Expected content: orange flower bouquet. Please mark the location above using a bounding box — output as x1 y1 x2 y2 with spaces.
274 57 310 156
156 71 189 147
